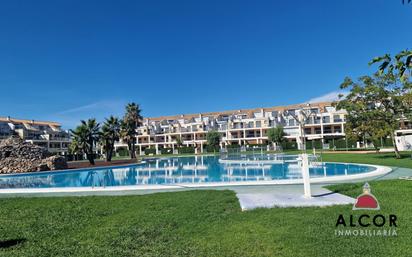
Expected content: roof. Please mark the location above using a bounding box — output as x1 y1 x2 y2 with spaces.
0 117 61 127
146 102 333 122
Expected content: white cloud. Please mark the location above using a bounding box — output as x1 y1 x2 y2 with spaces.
48 100 128 129
307 91 348 104
58 100 125 115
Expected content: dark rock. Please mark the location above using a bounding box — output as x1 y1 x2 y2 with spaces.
37 163 50 171
42 156 68 170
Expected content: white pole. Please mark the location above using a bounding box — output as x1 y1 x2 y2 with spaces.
301 153 312 198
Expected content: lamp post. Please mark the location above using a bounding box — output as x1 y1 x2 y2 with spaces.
301 153 311 198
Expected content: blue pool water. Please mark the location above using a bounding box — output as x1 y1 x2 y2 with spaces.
0 154 375 189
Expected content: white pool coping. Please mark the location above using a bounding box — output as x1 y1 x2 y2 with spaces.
219 159 298 165
0 162 392 195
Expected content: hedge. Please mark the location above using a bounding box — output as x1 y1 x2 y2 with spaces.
160 148 173 155
116 148 129 157
178 146 195 154
329 138 357 149
305 140 322 150
246 143 267 148
281 141 297 150
144 148 157 155
205 145 220 153
226 144 241 149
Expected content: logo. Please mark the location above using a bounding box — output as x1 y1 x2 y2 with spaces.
334 183 398 237
352 182 380 210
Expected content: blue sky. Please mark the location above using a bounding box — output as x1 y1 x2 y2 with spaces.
1 0 411 129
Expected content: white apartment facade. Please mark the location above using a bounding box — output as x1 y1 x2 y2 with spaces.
114 102 347 154
0 116 71 155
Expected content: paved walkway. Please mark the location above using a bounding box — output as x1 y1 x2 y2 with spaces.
234 185 355 210
234 166 412 210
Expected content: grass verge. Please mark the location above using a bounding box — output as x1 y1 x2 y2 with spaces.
0 179 411 257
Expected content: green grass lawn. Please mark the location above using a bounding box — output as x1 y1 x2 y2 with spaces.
320 152 412 169
1 179 411 257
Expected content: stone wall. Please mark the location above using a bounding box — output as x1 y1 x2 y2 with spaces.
0 136 68 174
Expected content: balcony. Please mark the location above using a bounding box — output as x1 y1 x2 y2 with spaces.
322 117 331 124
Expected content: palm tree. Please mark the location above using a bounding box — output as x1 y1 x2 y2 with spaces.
68 138 82 161
120 120 133 157
121 103 142 159
101 116 121 162
70 125 88 159
71 119 100 165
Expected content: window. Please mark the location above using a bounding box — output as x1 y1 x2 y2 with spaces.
333 115 342 123
323 116 330 123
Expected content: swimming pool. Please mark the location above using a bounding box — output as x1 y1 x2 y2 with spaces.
0 154 391 190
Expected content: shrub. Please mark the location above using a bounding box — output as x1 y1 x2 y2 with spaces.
178 146 195 154
330 138 357 149
160 148 173 155
116 148 129 157
205 145 220 153
145 148 157 155
305 140 322 150
226 144 241 149
281 141 297 150
247 143 267 148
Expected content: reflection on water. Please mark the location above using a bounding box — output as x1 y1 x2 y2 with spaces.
0 155 375 189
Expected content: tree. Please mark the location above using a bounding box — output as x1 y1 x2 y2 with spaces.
68 137 82 160
120 121 133 157
121 103 143 159
206 130 221 152
101 116 121 162
369 50 412 82
68 137 82 159
337 50 412 158
267 126 285 150
175 135 183 147
71 119 100 164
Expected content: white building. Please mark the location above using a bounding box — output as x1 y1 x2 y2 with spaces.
0 116 71 155
114 102 347 154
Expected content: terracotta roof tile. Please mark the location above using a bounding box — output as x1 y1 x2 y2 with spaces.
146 102 332 121
0 117 61 127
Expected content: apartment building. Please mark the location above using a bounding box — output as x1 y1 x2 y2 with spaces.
0 116 71 155
114 102 346 155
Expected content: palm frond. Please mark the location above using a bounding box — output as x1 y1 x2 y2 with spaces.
368 54 391 66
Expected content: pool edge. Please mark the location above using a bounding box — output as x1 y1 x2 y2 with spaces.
0 163 392 195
